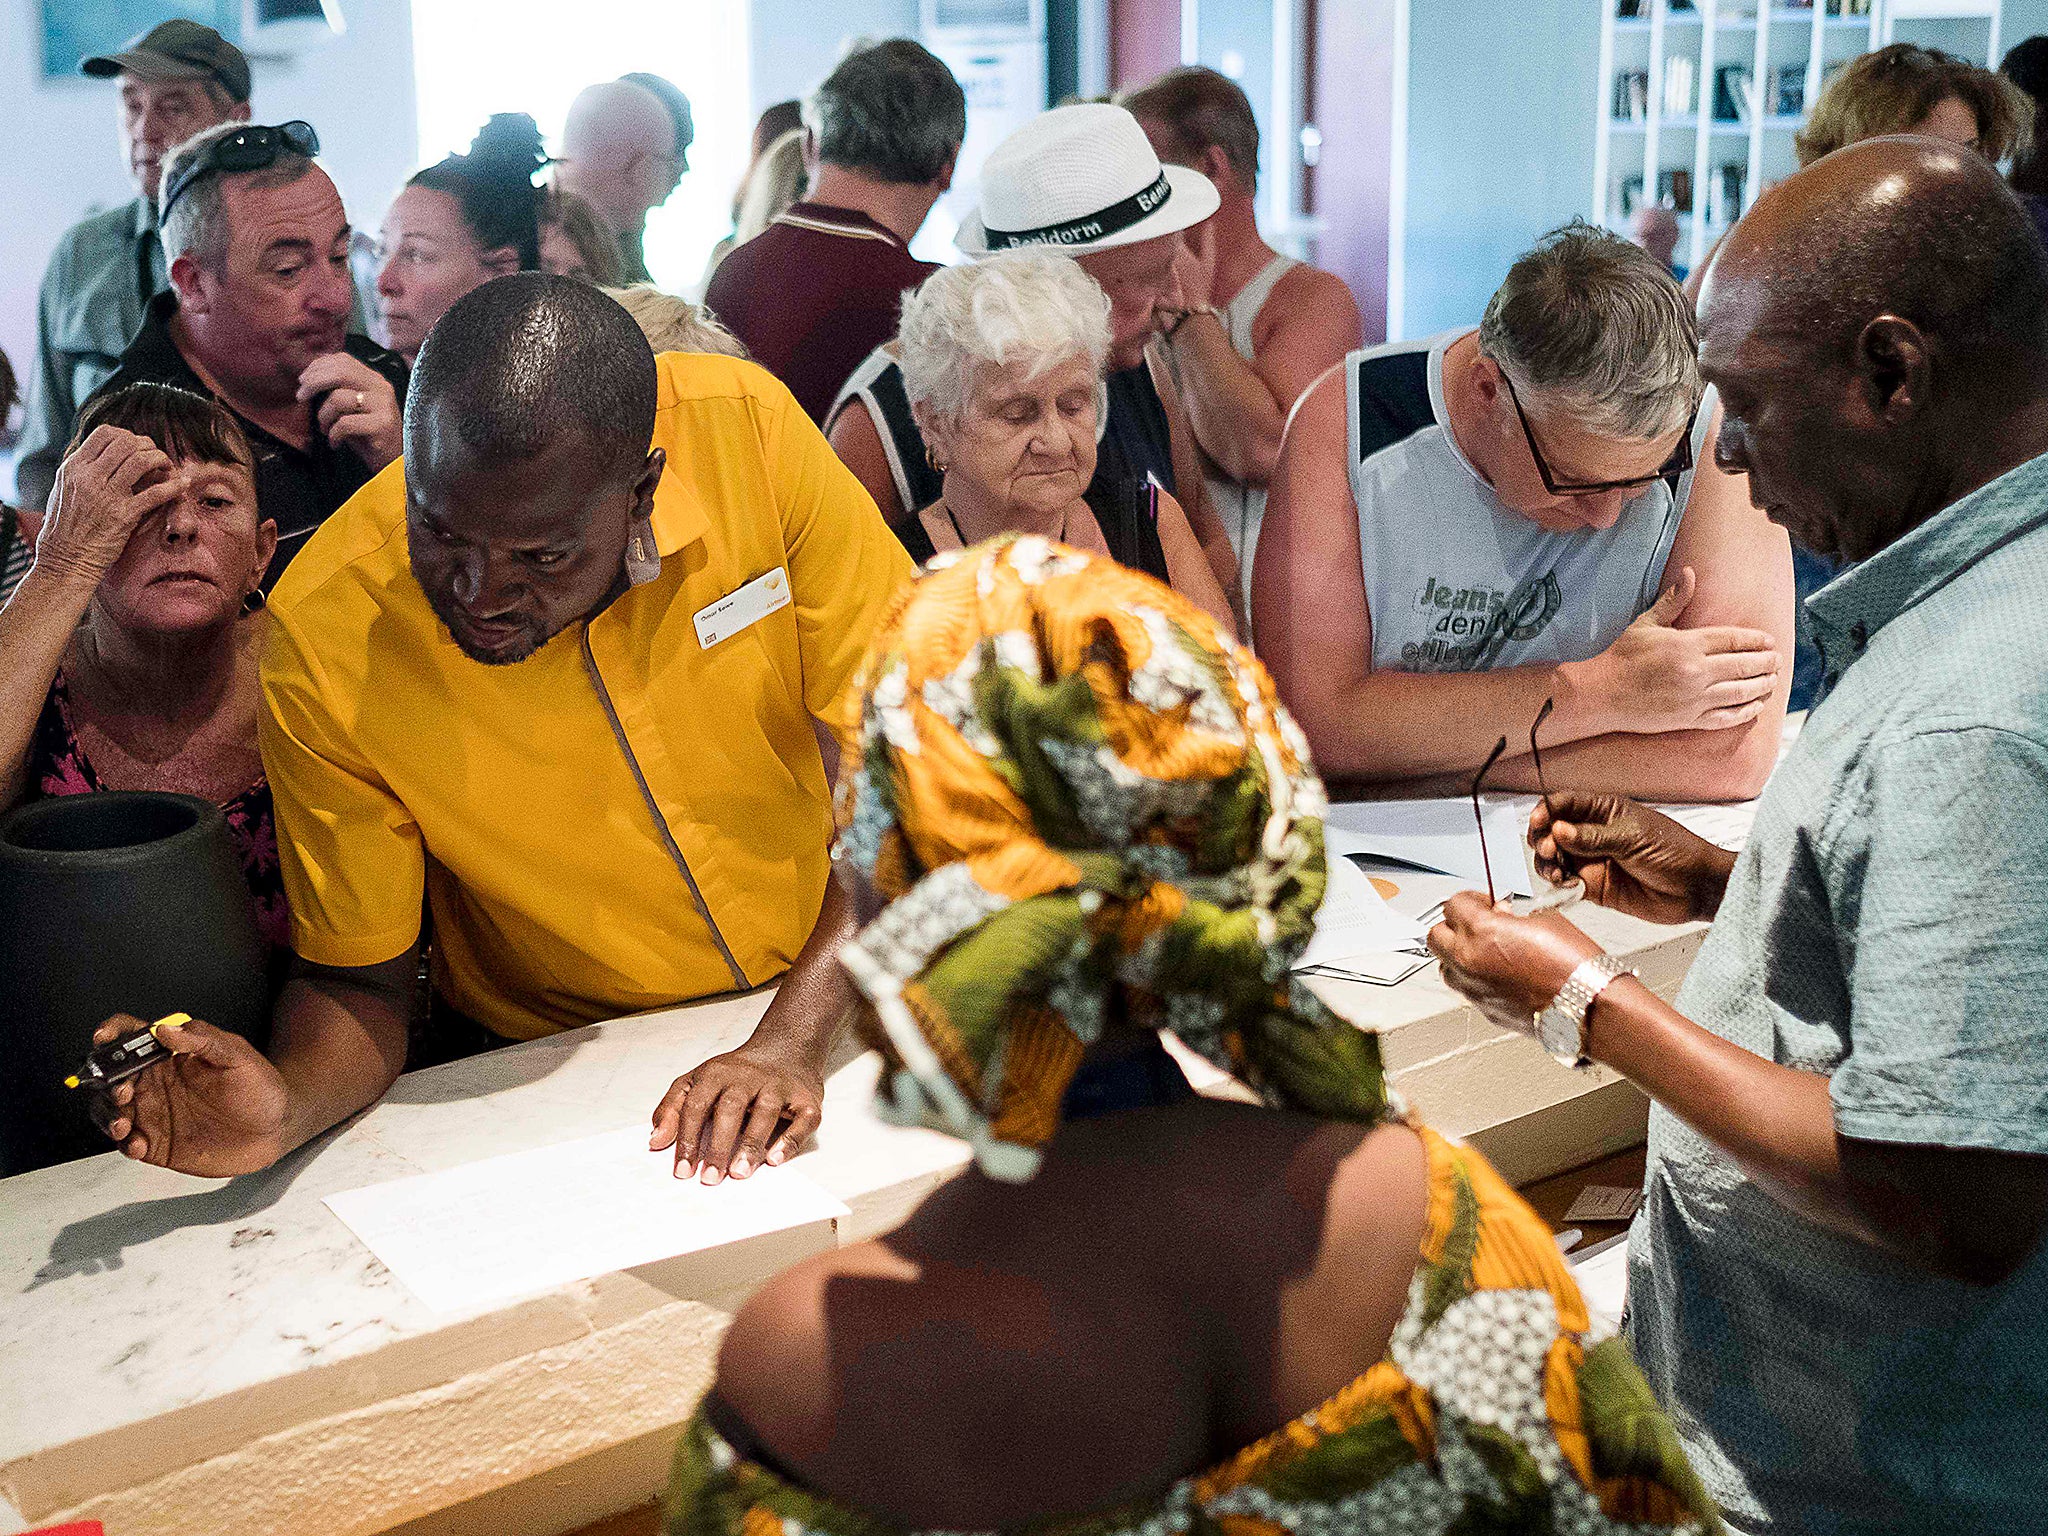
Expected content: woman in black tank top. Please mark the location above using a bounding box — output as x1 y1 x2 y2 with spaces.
872 253 1233 633
848 356 1178 537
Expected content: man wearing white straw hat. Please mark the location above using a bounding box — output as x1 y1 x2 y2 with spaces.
826 103 1244 618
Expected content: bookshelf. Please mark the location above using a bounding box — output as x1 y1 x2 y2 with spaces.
1592 0 2005 271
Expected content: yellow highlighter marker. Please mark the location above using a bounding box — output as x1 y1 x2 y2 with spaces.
64 1013 193 1090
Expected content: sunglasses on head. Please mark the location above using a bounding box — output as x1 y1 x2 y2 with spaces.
160 121 321 223
1500 370 1697 498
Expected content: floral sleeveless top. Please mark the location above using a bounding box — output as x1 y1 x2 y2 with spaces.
29 672 291 967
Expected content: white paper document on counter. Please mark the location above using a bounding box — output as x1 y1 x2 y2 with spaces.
1295 851 1433 985
325 1127 850 1312
1325 796 1534 898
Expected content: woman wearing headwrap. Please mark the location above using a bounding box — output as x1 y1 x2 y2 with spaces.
666 537 1719 1536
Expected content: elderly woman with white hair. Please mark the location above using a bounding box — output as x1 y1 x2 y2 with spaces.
895 251 1235 633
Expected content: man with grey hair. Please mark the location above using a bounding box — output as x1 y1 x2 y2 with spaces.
1255 221 1792 800
89 120 406 585
706 40 964 423
15 20 251 511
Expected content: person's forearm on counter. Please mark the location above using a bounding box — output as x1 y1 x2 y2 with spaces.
1477 704 1783 802
265 958 414 1157
744 871 855 1068
1590 978 2048 1284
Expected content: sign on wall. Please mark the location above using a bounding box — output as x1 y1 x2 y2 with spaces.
41 2 240 81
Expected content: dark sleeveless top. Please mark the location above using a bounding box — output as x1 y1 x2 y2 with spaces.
891 478 1170 583
840 352 1179 525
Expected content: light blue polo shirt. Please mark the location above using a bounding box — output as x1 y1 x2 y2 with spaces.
1626 448 2048 1535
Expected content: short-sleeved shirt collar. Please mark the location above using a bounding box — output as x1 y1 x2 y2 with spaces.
1806 447 2048 689
647 364 710 558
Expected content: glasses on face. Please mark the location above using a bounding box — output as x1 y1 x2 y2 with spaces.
1500 371 1697 498
160 120 321 223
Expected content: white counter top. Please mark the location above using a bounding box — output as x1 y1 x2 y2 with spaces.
0 883 1714 1535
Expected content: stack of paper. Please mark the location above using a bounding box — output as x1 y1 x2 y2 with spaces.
324 1127 850 1313
1295 851 1433 987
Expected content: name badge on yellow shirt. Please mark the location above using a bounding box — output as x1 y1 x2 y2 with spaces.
694 566 791 649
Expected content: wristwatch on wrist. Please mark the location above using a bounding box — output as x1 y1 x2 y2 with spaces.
1534 954 1636 1068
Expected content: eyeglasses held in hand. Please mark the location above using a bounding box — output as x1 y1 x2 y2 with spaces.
160 121 321 223
1470 734 1509 904
1500 370 1697 497
1456 704 1583 919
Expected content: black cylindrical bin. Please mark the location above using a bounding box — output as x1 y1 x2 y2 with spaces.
0 792 269 1177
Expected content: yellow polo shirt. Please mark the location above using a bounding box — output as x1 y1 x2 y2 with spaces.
260 353 913 1039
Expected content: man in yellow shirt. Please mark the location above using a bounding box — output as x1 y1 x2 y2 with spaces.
91 273 913 1182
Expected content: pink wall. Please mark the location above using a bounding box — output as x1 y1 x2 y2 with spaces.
1308 0 1398 342
1109 0 1179 92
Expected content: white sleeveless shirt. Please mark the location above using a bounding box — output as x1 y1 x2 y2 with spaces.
1348 329 1709 673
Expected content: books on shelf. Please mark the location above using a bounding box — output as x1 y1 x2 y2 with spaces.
1615 68 1650 121
1714 64 1757 123
1617 169 1701 223
1706 161 1749 227
1664 54 1697 117
1827 0 1872 16
1774 63 1807 117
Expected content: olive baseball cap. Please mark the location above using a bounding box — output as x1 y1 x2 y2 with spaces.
81 19 253 105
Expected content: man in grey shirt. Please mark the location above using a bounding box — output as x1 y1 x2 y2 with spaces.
14 20 250 509
1428 138 2048 1533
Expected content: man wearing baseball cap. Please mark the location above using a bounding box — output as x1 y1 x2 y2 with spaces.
15 21 252 512
825 102 1244 619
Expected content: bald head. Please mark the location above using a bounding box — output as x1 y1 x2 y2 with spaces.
1708 137 2048 377
559 79 687 229
1700 138 2048 563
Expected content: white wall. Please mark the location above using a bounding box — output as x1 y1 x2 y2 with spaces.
748 0 918 114
1398 0 1604 337
1 3 421 483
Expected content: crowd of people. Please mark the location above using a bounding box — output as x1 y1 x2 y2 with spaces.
2 18 2046 1536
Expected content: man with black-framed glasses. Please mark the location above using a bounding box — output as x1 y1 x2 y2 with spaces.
1255 221 1794 803
86 119 408 587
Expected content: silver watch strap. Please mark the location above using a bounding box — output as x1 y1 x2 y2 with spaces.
1537 954 1636 1066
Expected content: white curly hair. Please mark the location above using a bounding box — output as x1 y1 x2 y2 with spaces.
897 250 1112 428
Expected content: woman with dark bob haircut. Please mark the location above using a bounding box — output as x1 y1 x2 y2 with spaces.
0 381 290 978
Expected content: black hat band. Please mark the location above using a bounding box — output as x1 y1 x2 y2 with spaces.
982 171 1172 251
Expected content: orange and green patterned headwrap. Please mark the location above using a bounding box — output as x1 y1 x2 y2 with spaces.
834 535 1392 1181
